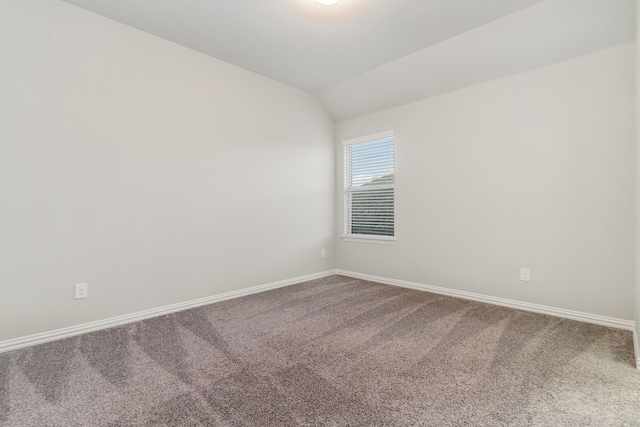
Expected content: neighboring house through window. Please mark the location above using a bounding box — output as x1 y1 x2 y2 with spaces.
342 130 395 243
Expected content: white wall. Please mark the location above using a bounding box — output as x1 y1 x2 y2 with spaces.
337 43 636 320
635 0 640 365
0 0 335 342
0 0 634 346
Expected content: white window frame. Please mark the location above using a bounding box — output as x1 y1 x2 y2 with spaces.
342 130 396 245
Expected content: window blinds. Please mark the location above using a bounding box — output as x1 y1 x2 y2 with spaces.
343 133 395 237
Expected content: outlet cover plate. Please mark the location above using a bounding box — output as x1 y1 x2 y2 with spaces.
75 283 88 299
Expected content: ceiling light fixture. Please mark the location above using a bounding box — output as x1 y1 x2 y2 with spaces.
316 0 339 5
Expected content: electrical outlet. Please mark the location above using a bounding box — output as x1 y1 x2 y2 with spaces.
75 283 88 299
520 268 531 282
321 249 326 258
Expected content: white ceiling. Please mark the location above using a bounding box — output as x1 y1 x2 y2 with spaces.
62 0 635 121
318 0 637 120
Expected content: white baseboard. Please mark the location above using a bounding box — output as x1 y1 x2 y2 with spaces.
0 270 336 354
633 328 640 371
4 269 636 364
336 270 636 332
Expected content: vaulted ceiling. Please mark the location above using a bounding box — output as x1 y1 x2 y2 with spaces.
62 0 635 121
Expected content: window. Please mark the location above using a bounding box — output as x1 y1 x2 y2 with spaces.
343 131 395 242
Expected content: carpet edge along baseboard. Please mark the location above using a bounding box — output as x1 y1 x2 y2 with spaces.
336 270 635 331
1 269 636 355
0 270 336 353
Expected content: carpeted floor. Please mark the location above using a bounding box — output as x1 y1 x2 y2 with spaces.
1 275 639 426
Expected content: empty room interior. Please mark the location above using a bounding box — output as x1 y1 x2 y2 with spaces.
1 0 640 425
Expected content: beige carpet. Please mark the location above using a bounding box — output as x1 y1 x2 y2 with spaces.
1 275 639 426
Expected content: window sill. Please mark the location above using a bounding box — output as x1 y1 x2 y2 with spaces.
342 235 397 245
